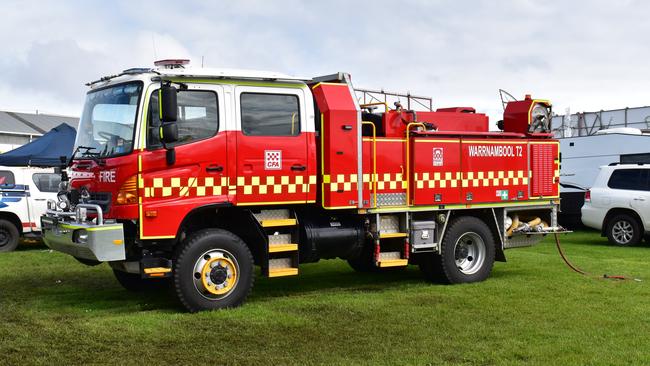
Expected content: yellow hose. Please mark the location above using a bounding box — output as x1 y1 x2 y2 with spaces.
506 215 519 236
527 217 541 227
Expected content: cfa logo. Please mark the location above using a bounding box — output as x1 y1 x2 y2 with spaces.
265 150 282 170
433 148 444 166
99 170 116 183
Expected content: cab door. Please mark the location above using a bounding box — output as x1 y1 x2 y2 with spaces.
139 84 227 239
234 86 309 205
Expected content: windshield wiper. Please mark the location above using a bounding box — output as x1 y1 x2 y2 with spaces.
68 146 99 166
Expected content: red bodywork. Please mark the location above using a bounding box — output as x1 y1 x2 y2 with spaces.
70 80 558 240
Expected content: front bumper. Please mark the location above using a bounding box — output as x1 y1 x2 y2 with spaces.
41 207 126 262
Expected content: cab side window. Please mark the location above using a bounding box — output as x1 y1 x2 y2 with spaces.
32 173 61 193
241 93 300 136
148 90 219 149
0 170 15 188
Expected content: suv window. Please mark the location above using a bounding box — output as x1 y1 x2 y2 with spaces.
148 90 219 149
607 169 649 191
32 173 61 193
0 170 15 188
241 93 300 136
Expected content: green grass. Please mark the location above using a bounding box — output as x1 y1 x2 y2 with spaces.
1 231 650 365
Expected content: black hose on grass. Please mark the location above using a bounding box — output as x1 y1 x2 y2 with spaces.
553 233 641 282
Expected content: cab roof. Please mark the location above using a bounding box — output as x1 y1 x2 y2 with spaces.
88 66 311 87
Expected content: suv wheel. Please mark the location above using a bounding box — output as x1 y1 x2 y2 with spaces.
606 214 642 246
0 219 20 253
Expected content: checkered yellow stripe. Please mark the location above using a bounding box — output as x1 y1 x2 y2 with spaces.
324 173 407 192
144 175 317 198
415 170 529 189
144 176 230 198
237 175 317 195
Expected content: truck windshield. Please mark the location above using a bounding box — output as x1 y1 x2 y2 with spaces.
75 81 143 158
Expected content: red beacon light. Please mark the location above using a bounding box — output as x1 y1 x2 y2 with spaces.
154 59 190 69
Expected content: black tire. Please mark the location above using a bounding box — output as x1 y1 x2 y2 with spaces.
113 269 170 292
418 253 446 283
0 219 20 253
606 214 642 246
347 239 379 273
347 238 406 273
421 216 495 284
173 229 254 312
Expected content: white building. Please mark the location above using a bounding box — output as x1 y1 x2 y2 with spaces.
0 111 78 153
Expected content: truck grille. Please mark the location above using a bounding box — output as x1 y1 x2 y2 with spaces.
89 192 111 213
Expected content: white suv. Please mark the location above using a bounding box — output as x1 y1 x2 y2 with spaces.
582 164 650 246
0 166 61 252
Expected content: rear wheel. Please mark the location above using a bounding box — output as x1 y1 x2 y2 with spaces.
173 229 254 312
347 239 378 273
112 269 170 292
606 214 641 246
347 238 405 272
421 216 495 284
0 219 19 253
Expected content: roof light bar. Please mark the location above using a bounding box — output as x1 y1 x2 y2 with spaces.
154 59 190 69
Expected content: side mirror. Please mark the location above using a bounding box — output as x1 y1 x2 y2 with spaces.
160 123 179 144
159 84 178 122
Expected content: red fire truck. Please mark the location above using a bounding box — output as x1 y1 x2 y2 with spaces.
42 60 563 312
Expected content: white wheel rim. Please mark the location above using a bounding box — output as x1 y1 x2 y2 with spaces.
454 232 486 275
612 220 634 244
192 248 240 301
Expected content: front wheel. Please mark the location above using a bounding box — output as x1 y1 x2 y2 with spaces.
173 229 254 312
422 216 495 284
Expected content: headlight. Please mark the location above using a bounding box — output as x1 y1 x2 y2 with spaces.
57 200 69 211
72 229 88 244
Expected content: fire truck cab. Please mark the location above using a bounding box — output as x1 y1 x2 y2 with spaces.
42 60 563 312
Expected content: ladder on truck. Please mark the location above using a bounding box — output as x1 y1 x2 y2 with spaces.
253 209 300 277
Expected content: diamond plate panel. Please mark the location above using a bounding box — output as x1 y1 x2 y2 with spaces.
253 209 291 222
374 193 407 206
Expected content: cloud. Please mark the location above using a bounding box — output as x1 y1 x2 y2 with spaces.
1 0 650 124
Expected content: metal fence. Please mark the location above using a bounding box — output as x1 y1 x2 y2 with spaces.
552 105 650 138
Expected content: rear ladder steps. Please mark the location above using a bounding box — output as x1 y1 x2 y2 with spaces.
268 258 299 277
378 251 409 268
255 209 300 277
268 233 298 253
375 213 410 268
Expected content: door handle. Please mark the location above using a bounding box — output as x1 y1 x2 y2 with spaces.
34 198 46 201
633 197 646 201
291 165 306 171
206 165 224 172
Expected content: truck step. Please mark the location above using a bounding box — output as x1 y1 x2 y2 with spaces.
268 267 299 277
260 218 297 228
379 215 400 234
379 251 402 261
268 258 298 277
269 243 298 253
253 209 292 222
379 232 408 239
379 259 409 268
269 233 292 245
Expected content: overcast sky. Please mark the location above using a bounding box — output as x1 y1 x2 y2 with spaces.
1 0 648 127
